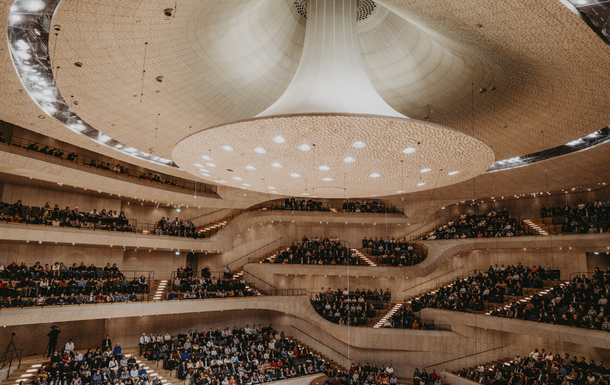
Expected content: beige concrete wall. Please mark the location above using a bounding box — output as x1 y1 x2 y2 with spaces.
3 295 609 380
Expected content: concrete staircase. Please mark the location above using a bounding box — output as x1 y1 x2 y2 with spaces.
373 303 403 328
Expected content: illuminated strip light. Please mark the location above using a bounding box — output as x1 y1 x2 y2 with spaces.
6 0 178 168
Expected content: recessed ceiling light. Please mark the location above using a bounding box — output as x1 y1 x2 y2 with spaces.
201 173 210 177
370 173 380 178
323 178 333 182
448 171 459 175
254 147 266 154
298 144 311 151
201 155 212 160
397 191 405 193
245 166 256 170
290 173 301 178
403 147 416 154
344 157 356 163
218 180 227 184
271 191 278 194
417 182 426 186
319 166 330 171
303 193 310 196
243 184 251 187
420 168 431 173
272 136 286 143
222 146 233 152
233 177 242 180
206 163 216 167
353 141 366 148
194 163 204 168
268 187 276 190
271 163 282 168
199 169 209 173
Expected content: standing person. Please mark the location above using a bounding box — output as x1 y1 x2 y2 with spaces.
46 325 61 358
101 335 112 350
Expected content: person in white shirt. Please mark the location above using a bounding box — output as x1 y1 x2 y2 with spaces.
139 333 150 355
64 339 75 353
386 365 394 374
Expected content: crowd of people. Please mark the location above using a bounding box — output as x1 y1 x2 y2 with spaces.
547 200 610 234
0 200 133 231
140 325 340 385
410 264 559 313
168 269 259 300
0 200 203 238
311 287 391 326
17 137 185 187
347 363 399 385
278 198 330 212
0 261 150 308
342 200 393 214
154 216 201 238
384 304 423 329
360 237 425 266
491 268 610 331
458 348 610 385
270 236 357 265
33 332 158 385
421 209 531 240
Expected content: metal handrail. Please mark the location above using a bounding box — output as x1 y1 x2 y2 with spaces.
424 344 508 369
222 238 283 268
290 325 349 360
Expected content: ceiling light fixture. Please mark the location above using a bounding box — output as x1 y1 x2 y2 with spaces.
323 178 333 181
403 147 416 154
233 177 242 180
417 182 426 186
370 173 380 178
268 187 276 190
173 0 494 198
222 146 233 151
245 166 256 170
298 144 311 151
319 166 330 171
290 173 301 178
420 168 431 173
243 184 251 187
254 147 266 154
448 171 459 175
201 155 212 160
271 163 282 168
194 163 203 168
206 163 216 167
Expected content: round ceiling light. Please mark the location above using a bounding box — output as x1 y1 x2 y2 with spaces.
353 141 366 148
201 173 210 177
344 157 356 163
370 173 380 178
323 178 333 181
271 163 282 168
254 147 266 154
291 173 301 178
222 146 233 152
218 180 227 184
420 168 431 173
303 193 310 196
272 136 286 143
193 163 204 168
319 166 330 171
245 166 256 170
233 177 242 180
243 183 251 186
201 155 212 160
268 187 276 190
403 147 416 154
206 163 216 167
417 182 426 186
198 168 209 172
298 144 311 151
448 171 459 175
